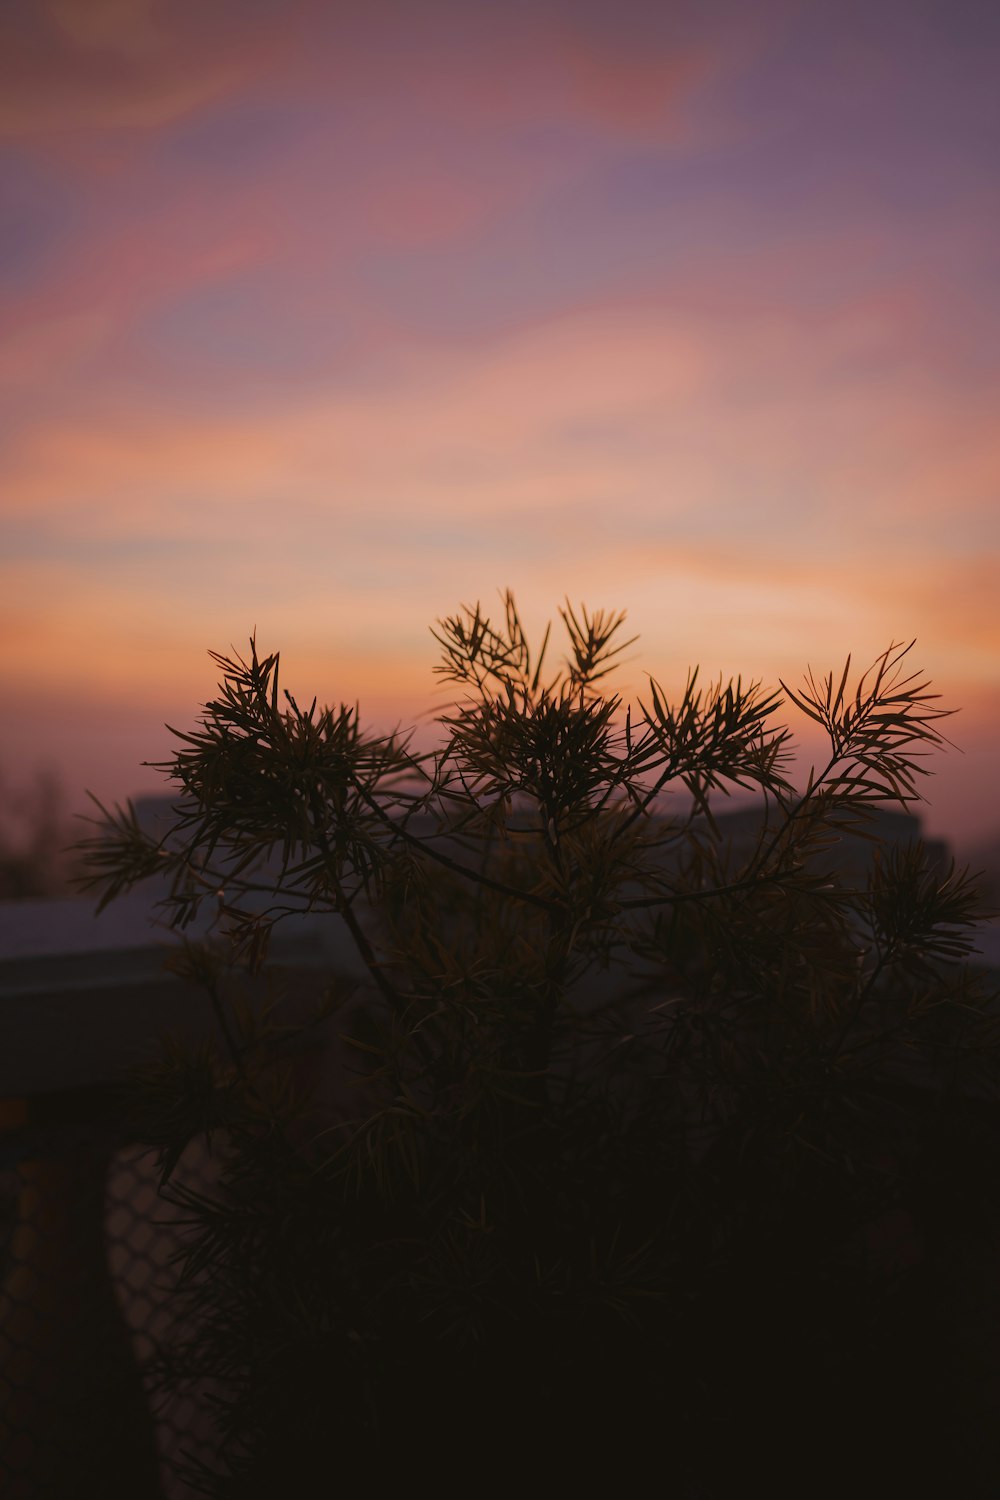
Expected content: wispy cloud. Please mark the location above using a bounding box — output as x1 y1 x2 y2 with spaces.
1 0 998 843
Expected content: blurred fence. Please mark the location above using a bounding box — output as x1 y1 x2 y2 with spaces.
0 889 354 1499
0 1108 218 1498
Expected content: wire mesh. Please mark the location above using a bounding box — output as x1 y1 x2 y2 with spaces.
1 1122 221 1498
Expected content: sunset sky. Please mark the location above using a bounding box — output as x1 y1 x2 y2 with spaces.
2 0 998 852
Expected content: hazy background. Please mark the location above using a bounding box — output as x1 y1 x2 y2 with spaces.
2 0 998 862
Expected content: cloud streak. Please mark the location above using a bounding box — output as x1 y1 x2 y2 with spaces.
1 0 998 846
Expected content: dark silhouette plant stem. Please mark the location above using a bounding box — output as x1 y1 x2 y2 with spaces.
73 591 997 1498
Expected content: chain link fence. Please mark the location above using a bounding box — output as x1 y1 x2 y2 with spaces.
1 1108 221 1498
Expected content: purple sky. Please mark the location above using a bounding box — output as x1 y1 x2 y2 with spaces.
2 0 998 850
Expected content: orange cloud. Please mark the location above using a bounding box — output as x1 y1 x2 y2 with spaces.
1 0 996 849
0 309 112 389
5 274 996 551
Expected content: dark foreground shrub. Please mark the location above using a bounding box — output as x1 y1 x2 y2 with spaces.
81 594 999 1496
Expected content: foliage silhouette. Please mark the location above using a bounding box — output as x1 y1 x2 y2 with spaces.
79 593 1000 1495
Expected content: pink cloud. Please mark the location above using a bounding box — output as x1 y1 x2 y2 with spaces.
3 270 997 552
42 0 161 55
0 308 112 389
1 1 995 847
285 4 723 140
0 0 304 136
2 1 725 148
